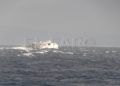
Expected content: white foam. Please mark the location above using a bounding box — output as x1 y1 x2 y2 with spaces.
0 47 11 50
22 52 34 56
53 50 74 55
0 47 4 50
12 47 32 52
34 51 46 54
33 50 49 54
83 53 87 56
92 50 96 53
105 51 110 54
17 54 21 56
53 50 64 53
111 50 117 53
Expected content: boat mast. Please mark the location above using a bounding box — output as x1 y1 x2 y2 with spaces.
34 37 37 49
24 38 26 47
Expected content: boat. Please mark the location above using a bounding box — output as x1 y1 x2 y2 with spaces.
29 40 59 49
12 40 59 52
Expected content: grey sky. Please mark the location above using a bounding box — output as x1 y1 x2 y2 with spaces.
0 0 120 47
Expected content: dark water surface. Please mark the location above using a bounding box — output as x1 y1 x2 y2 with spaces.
0 47 120 86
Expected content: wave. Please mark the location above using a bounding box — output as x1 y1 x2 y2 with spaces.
1 47 120 57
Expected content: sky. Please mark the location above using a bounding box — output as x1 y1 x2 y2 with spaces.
0 0 120 47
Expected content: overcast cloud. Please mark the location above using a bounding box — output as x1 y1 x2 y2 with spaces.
0 0 120 47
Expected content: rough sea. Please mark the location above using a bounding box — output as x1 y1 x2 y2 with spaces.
0 46 120 86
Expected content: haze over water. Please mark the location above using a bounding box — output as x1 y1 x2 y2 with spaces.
0 0 120 86
0 0 120 47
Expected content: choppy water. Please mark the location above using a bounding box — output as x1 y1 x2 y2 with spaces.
0 47 120 86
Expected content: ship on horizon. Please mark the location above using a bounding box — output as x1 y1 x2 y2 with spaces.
13 40 59 51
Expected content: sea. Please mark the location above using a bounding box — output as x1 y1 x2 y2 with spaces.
0 46 120 86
